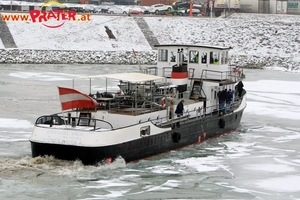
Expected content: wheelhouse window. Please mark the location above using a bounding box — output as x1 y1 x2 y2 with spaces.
170 51 176 62
209 51 220 65
221 51 228 64
158 49 168 62
189 50 199 63
183 49 188 62
201 52 207 64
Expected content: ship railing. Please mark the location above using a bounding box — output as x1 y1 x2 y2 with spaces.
151 98 243 127
229 65 245 80
162 67 172 78
200 68 242 83
200 69 227 81
35 114 113 131
145 66 158 75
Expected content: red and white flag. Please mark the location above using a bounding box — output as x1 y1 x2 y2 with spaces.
58 87 99 111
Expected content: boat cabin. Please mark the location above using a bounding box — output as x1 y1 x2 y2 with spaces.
154 44 233 79
152 44 244 114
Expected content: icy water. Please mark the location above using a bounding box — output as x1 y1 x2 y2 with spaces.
0 64 299 200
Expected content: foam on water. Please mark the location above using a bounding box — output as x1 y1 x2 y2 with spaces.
0 155 126 180
174 157 225 173
91 179 135 189
145 165 183 174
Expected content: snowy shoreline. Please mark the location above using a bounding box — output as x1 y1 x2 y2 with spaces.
0 49 157 65
0 49 298 70
1 13 300 70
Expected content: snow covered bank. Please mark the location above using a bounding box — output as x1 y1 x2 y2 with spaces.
0 13 299 70
0 49 298 71
0 49 156 64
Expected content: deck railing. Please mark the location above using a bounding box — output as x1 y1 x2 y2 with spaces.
35 114 113 130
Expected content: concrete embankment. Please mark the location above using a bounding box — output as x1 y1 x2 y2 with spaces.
0 13 17 48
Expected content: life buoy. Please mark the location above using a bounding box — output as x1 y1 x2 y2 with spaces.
161 97 166 106
219 119 225 129
172 132 181 143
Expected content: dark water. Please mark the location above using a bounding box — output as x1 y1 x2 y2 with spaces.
0 64 299 199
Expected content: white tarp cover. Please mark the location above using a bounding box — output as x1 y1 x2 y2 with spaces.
80 73 166 83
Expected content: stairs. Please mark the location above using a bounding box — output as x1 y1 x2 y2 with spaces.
133 16 159 49
190 80 204 100
0 13 17 48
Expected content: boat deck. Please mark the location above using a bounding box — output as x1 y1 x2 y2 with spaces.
94 98 198 116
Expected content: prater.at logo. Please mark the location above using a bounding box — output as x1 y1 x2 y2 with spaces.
29 1 90 28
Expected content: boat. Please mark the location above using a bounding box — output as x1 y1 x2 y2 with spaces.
30 44 247 165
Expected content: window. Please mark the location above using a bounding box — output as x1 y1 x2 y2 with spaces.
225 51 228 64
170 51 176 62
201 52 207 64
221 52 225 64
189 50 199 63
182 49 188 62
221 51 228 65
209 51 220 65
158 49 168 62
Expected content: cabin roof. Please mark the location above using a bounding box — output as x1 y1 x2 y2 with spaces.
154 44 232 50
80 73 166 83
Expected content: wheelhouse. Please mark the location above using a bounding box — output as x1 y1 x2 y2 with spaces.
154 44 232 79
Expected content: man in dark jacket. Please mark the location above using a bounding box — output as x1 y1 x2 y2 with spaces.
175 100 184 127
219 89 227 114
226 89 233 113
237 81 244 97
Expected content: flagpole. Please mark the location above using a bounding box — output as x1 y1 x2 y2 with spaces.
58 86 68 127
58 86 64 112
132 49 143 72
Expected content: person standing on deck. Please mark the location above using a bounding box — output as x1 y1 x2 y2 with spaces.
237 81 244 97
175 100 184 127
226 89 233 113
218 89 227 114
